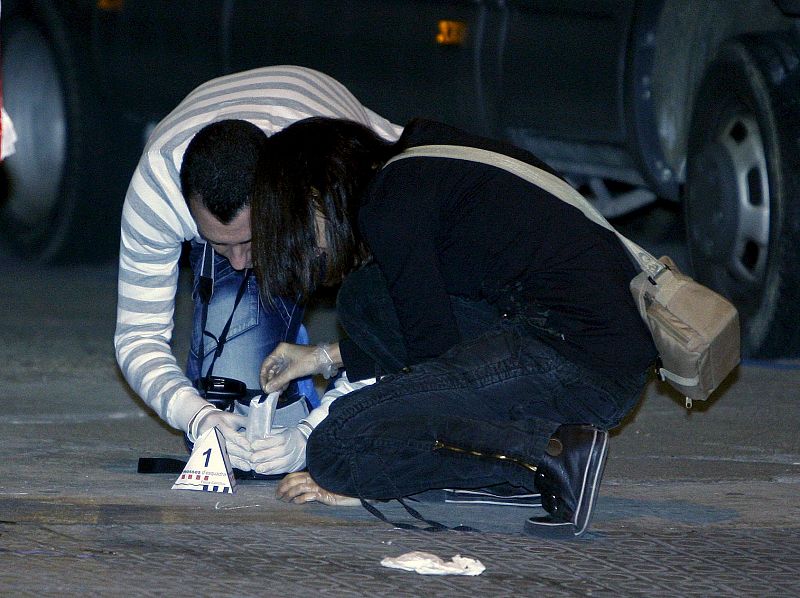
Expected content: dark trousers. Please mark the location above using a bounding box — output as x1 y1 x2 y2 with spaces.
306 264 646 500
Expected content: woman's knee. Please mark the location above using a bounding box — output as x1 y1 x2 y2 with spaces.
306 422 356 495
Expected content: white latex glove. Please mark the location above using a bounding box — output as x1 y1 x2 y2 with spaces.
250 426 308 475
260 342 341 393
193 409 253 472
276 471 361 506
248 373 377 476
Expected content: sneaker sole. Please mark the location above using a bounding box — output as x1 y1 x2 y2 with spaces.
523 516 576 539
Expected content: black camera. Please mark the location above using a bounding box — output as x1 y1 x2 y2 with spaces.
197 375 248 411
197 375 307 412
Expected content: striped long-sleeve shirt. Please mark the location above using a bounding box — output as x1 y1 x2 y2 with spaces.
114 66 402 433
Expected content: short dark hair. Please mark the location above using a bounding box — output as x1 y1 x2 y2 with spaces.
180 119 266 223
251 117 395 304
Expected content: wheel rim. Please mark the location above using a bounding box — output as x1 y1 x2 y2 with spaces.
1 19 67 241
689 112 770 319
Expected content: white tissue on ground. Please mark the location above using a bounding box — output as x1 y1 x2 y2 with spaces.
380 551 485 576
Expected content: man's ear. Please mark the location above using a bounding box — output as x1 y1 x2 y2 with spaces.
187 193 203 215
314 209 329 249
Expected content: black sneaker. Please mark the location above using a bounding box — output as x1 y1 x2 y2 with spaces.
524 424 609 538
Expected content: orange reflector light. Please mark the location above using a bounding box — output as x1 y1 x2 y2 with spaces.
97 0 124 11
436 20 468 46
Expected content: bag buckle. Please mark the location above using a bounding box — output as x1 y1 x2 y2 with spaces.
654 356 665 380
648 261 671 286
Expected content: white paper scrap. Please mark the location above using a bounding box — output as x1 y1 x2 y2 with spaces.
380 551 485 576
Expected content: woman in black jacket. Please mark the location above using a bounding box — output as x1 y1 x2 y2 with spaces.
249 116 656 537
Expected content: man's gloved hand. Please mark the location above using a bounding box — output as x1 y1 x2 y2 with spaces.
276 472 361 506
260 342 341 393
250 426 308 475
192 408 253 472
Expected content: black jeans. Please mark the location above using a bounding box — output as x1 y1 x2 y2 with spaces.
307 264 646 500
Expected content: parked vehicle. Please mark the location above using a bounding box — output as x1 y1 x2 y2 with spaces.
2 0 799 357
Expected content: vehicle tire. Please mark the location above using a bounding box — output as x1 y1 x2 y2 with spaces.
0 0 120 263
684 33 800 358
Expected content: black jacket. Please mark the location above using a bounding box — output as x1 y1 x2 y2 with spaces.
340 119 656 380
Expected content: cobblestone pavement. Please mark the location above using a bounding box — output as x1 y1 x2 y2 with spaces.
2 521 799 596
1 264 799 597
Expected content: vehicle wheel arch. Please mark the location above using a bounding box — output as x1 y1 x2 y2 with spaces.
631 0 792 199
683 31 800 357
1 0 118 263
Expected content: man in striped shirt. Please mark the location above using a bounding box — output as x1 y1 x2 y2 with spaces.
114 66 401 474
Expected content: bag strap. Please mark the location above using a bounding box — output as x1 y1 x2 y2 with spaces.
202 267 252 381
385 145 667 279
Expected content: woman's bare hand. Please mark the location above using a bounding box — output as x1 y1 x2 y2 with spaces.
276 471 361 506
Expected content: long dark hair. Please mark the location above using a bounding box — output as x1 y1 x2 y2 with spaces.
251 117 395 305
